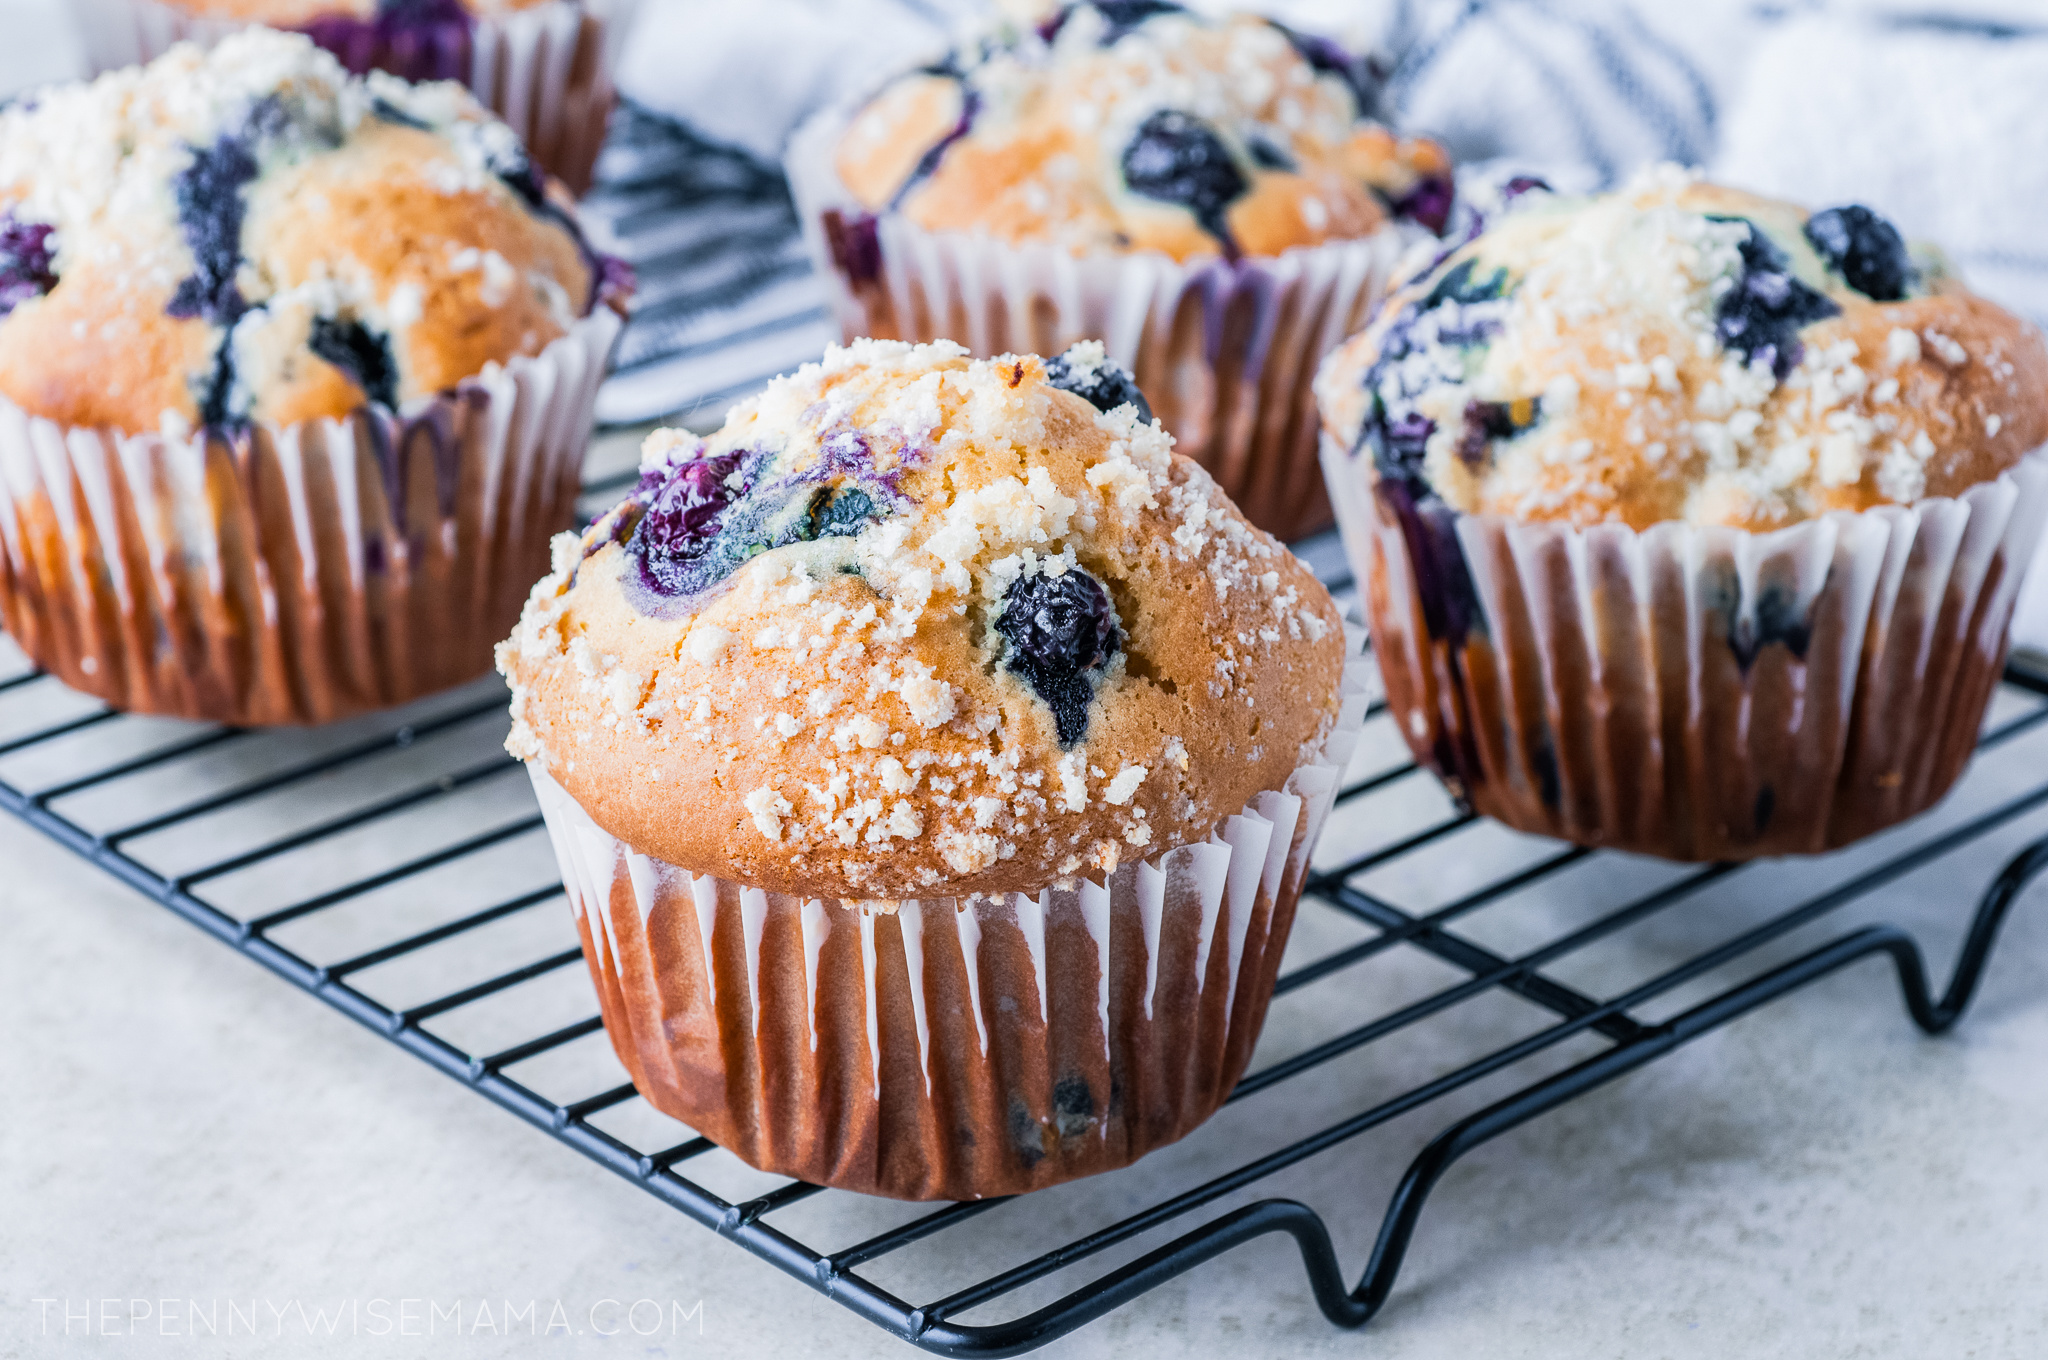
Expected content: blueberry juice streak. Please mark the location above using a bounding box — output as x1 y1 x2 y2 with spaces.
300 0 476 83
995 568 1122 747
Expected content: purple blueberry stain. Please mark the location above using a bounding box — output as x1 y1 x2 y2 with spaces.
0 213 57 315
824 210 884 289
1803 205 1912 303
1121 109 1248 258
300 0 474 82
1711 216 1839 381
1391 173 1456 236
994 567 1122 747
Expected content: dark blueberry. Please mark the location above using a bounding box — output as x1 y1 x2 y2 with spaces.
309 317 399 411
824 210 883 288
1247 134 1295 172
301 0 473 81
1040 0 1184 45
1456 396 1540 466
1711 217 1839 381
626 449 763 599
1502 175 1551 202
193 342 241 431
1268 21 1379 116
1044 346 1154 422
369 96 430 130
796 486 881 542
0 213 57 315
166 129 261 325
1355 391 1438 488
1391 173 1456 236
1121 110 1247 255
1421 257 1508 310
1804 205 1912 302
995 568 1122 747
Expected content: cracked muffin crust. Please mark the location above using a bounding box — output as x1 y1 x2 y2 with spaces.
1315 166 2048 531
0 28 612 438
499 339 1346 900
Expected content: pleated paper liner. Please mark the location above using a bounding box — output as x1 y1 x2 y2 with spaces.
1321 431 2048 860
786 107 1413 544
73 0 639 195
528 653 1370 1202
0 307 620 726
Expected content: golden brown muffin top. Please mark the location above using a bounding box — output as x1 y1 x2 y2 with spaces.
834 3 1451 263
0 29 611 438
1315 167 2048 530
498 339 1347 900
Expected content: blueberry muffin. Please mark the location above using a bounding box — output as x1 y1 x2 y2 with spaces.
503 339 1364 1199
790 1 1451 541
1316 167 2048 860
0 31 624 724
79 0 632 193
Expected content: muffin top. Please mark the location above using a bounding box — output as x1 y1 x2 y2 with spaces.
1315 167 2048 531
499 339 1346 900
0 29 611 438
833 2 1450 263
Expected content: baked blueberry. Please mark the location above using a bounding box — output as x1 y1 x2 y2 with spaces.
1804 205 1912 303
1713 218 1838 380
309 317 400 410
995 567 1122 746
628 449 763 599
1120 109 1247 253
1457 396 1539 465
167 127 262 324
1045 345 1154 422
1392 173 1455 235
0 213 56 315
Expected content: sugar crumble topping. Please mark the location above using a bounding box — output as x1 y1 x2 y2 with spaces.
498 339 1342 894
1322 166 2039 530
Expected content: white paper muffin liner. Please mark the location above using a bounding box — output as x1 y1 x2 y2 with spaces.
0 307 620 725
787 106 1414 543
526 652 1370 1201
74 0 638 194
1321 431 2048 860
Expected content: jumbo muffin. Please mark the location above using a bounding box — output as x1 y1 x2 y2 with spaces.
1315 166 2048 860
501 338 1364 1200
788 0 1451 541
0 31 623 724
76 0 634 194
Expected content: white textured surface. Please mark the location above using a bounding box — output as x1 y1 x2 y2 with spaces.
8 785 2048 1357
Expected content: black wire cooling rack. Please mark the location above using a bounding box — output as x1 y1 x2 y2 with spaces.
6 478 2048 1355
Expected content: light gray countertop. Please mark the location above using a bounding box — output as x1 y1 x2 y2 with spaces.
7 711 2048 1359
